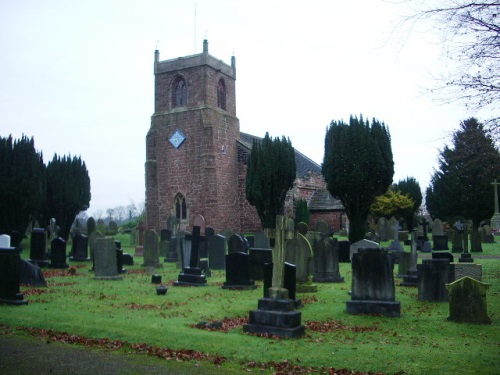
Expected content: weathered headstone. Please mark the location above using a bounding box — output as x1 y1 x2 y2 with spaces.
451 226 464 253
377 217 389 241
222 252 257 290
0 234 11 248
0 247 28 305
263 262 299 305
243 216 305 338
418 218 432 252
208 234 226 270
296 222 309 236
142 229 163 268
254 231 270 249
49 237 69 269
350 239 379 261
458 223 474 262
346 248 400 317
70 233 90 261
417 259 452 302
135 221 146 256
94 238 123 280
479 225 495 244
387 216 404 252
400 230 419 287
285 233 317 292
227 233 247 254
396 251 411 278
446 277 491 324
432 218 444 236
115 240 126 274
20 259 46 287
312 233 344 283
29 228 49 267
48 218 58 243
159 229 171 257
314 220 329 235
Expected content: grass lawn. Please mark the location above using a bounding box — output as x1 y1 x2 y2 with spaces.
1 234 499 374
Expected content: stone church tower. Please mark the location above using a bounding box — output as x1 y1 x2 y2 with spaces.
145 40 240 232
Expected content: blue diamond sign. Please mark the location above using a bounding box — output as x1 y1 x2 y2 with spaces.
169 129 186 149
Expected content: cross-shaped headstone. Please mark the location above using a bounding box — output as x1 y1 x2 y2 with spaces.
264 216 295 299
188 226 206 269
420 218 430 241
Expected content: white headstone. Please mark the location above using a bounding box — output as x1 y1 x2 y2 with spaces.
0 234 11 248
350 239 380 260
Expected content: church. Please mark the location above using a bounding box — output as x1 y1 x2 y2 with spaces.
145 40 344 233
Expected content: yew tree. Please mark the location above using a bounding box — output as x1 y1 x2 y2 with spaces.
246 133 296 229
322 115 394 242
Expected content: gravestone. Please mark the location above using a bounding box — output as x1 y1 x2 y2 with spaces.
208 234 226 270
243 216 304 338
377 217 389 241
245 235 255 248
400 230 419 287
142 229 163 268
29 228 49 267
0 234 10 248
48 218 58 243
20 259 46 287
93 238 123 280
254 231 270 249
417 259 453 302
338 240 350 263
451 228 464 253
49 237 69 269
135 221 146 256
347 248 400 317
227 234 247 254
312 233 344 283
70 234 90 261
446 277 491 324
418 218 432 252
88 230 104 263
458 223 474 263
479 225 495 244
314 220 329 235
296 222 309 236
86 217 96 236
432 252 454 263
490 179 500 230
249 247 273 280
122 253 134 266
263 262 299 306
387 216 404 252
432 218 444 236
396 251 411 278
159 229 171 257
0 247 28 305
115 240 126 274
350 239 379 261
285 233 317 293
174 226 207 286
222 252 257 290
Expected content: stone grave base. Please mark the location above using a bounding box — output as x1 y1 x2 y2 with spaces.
28 259 50 268
69 256 90 261
296 282 317 293
243 298 305 338
0 296 28 305
400 270 418 287
94 275 123 281
346 300 401 317
458 253 474 263
174 268 207 286
122 254 134 266
313 274 344 283
222 281 257 290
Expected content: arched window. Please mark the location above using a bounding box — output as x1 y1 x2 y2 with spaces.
217 79 226 110
174 194 187 223
172 76 187 107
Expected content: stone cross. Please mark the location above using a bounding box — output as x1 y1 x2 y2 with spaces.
264 216 295 299
189 226 206 269
420 218 430 241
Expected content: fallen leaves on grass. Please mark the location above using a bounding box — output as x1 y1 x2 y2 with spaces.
22 288 50 296
300 295 318 305
16 326 227 366
305 320 378 333
125 301 187 310
191 317 248 332
243 359 388 374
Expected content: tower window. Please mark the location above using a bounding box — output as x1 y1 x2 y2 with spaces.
174 194 187 222
217 79 226 110
172 76 187 107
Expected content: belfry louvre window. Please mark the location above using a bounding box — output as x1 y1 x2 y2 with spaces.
217 79 226 110
174 194 187 222
172 76 187 107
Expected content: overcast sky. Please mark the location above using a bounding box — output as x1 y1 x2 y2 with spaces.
0 0 485 217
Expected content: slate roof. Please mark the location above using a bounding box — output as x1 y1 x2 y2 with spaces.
238 132 322 179
308 189 345 211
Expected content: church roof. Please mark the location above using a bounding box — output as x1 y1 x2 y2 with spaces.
238 132 322 179
307 189 345 211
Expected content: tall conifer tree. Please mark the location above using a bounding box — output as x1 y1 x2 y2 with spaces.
322 115 394 242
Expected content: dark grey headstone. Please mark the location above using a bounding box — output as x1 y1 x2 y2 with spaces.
417 259 453 302
228 234 247 254
263 262 298 304
0 248 28 304
208 234 226 270
71 234 90 261
222 252 257 289
346 248 400 317
433 235 449 250
49 237 69 269
249 248 273 280
313 236 344 283
30 228 49 267
94 238 122 280
338 240 350 263
20 259 46 287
